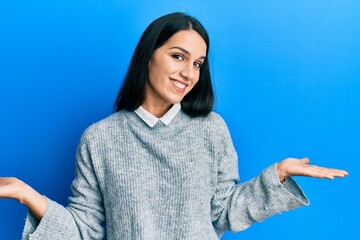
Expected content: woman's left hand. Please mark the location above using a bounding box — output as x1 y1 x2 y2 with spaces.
276 157 348 183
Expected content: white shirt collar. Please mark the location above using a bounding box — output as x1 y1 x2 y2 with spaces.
134 103 181 127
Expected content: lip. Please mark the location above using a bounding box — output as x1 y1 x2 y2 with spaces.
170 78 187 93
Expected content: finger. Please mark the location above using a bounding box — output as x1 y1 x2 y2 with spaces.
322 170 348 177
307 169 334 179
314 167 348 177
301 166 338 179
310 167 347 179
310 171 335 180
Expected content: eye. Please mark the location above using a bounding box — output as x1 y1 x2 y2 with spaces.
172 54 184 61
193 61 203 69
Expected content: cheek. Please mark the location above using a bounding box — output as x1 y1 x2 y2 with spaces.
148 62 161 85
149 61 173 81
186 74 201 93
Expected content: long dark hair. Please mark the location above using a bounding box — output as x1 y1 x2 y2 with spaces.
114 12 214 117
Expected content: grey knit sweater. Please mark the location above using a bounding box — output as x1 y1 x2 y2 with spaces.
22 110 309 239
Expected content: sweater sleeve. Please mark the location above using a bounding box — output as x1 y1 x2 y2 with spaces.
210 118 310 233
22 133 105 240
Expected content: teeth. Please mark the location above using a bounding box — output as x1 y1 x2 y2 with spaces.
171 80 185 89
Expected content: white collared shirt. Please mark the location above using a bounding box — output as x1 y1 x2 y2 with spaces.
134 103 181 127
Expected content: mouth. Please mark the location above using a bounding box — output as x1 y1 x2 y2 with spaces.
170 78 187 93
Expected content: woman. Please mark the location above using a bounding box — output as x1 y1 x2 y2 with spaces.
0 12 348 239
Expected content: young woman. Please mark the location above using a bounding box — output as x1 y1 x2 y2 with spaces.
0 12 348 239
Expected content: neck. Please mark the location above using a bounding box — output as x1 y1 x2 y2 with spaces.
141 103 173 118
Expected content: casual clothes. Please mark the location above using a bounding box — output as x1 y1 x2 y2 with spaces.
23 109 309 240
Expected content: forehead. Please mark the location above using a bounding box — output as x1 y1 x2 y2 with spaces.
162 30 207 57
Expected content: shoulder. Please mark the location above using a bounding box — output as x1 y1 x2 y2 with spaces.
190 111 228 130
184 111 231 139
205 111 227 125
80 111 129 144
187 111 236 154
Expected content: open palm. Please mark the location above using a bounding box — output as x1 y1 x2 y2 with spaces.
277 158 348 181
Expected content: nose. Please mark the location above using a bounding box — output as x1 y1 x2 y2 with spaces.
180 62 194 80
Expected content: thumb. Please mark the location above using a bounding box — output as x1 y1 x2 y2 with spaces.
300 157 310 164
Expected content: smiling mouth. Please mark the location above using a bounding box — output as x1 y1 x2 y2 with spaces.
170 79 186 91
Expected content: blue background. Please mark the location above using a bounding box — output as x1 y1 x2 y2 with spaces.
1 1 359 239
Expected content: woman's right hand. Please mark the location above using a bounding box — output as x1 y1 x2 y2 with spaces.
0 177 47 220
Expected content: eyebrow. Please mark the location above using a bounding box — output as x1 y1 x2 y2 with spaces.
169 46 206 60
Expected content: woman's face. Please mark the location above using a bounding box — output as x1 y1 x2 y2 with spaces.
144 30 207 110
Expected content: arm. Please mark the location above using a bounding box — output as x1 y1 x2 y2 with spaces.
212 157 347 234
1 130 105 239
211 159 310 233
209 116 348 234
22 133 105 239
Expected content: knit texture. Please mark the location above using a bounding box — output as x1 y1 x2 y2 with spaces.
22 110 309 240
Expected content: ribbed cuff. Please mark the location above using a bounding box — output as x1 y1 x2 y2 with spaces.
254 164 310 222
